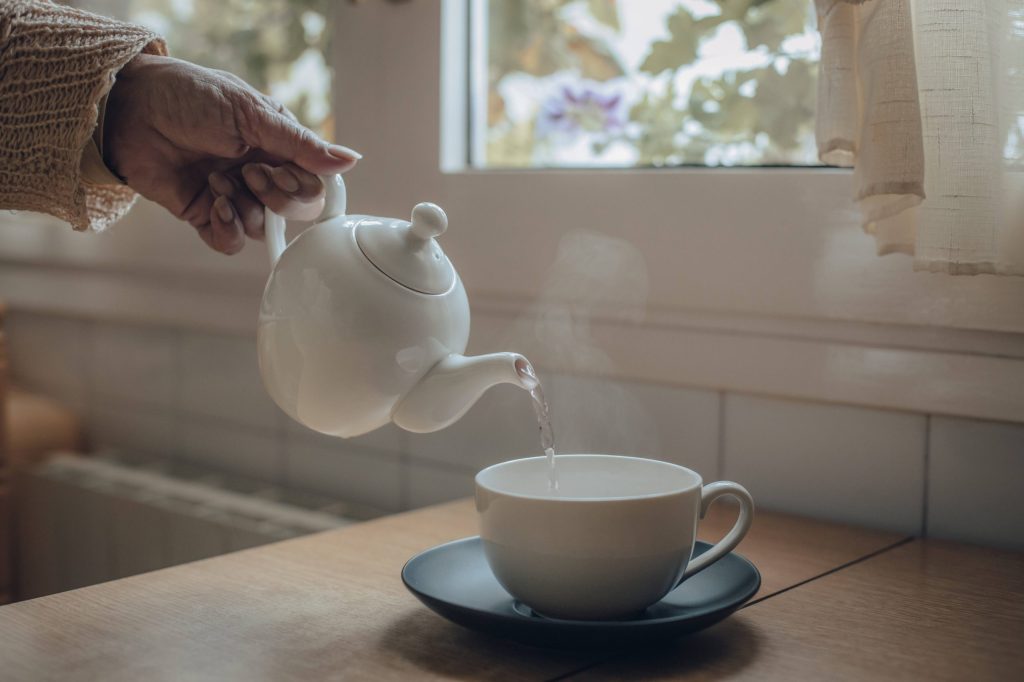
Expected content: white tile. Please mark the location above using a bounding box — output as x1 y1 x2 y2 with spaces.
163 506 230 565
227 524 278 552
179 331 284 429
53 479 114 591
405 383 538 471
284 434 404 512
5 311 91 411
403 374 720 480
542 375 720 480
286 416 407 455
91 321 178 408
928 417 1024 550
723 395 925 534
109 492 170 579
406 461 476 509
180 417 282 483
90 402 177 458
15 474 62 598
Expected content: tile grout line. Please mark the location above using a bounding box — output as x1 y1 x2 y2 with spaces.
171 327 185 463
716 391 726 481
545 535 917 682
921 415 931 538
406 455 479 475
277 415 290 489
399 429 411 510
83 317 97 449
399 452 411 511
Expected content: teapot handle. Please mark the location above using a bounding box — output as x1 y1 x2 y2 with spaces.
266 173 347 268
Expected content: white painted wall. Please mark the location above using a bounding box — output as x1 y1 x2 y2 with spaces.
7 310 1022 549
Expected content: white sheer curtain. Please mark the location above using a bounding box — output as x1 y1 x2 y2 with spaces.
815 0 1024 275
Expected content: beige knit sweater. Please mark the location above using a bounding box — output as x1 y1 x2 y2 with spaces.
0 0 165 231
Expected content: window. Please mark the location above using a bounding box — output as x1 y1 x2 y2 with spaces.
74 0 334 138
474 0 821 169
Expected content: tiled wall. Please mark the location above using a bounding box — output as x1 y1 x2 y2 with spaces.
6 311 1023 549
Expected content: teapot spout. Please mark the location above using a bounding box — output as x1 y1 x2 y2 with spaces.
392 353 534 434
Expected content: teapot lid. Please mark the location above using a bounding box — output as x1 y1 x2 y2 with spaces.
355 203 456 295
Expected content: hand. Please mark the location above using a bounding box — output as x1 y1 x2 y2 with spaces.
103 53 360 254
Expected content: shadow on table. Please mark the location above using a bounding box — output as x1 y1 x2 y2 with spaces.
376 610 590 678
575 618 762 679
375 610 760 680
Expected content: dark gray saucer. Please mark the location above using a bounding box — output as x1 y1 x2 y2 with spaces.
401 537 760 649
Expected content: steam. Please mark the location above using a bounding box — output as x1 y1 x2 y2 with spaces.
504 229 665 457
509 229 647 372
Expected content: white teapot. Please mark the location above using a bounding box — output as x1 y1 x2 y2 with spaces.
257 174 534 437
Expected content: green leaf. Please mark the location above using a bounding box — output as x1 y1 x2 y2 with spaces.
742 0 810 52
628 80 691 164
587 0 620 31
487 0 623 79
687 73 759 139
567 32 625 80
712 0 760 22
751 58 818 149
639 8 701 74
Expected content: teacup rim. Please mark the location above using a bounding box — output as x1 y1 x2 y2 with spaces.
475 454 703 502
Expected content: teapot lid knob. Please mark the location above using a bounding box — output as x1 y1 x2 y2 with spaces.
409 203 447 244
353 201 456 295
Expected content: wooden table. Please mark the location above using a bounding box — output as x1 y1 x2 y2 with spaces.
0 499 1020 681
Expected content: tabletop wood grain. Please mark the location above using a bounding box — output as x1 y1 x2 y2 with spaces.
696 503 907 602
0 498 905 681
573 539 1024 681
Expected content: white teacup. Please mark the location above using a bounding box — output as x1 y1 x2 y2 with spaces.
475 455 754 620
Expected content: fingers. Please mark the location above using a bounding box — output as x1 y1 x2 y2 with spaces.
261 93 299 123
232 187 265 240
193 212 245 255
241 162 326 221
235 91 361 175
208 196 245 254
209 171 265 240
179 185 242 255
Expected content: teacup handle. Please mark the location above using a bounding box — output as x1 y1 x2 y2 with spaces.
265 173 347 268
679 481 754 584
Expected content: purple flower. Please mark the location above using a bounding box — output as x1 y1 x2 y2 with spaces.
537 82 627 138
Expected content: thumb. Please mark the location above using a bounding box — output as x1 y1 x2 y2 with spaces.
238 98 361 175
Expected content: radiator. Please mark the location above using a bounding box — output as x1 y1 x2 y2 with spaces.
16 452 373 600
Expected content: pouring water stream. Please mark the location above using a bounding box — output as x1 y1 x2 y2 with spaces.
515 359 558 491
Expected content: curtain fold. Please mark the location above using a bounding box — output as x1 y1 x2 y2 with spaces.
815 0 1024 275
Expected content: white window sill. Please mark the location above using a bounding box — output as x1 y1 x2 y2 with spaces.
1 214 1022 425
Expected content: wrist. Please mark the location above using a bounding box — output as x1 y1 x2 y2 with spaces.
80 91 124 186
104 53 168 180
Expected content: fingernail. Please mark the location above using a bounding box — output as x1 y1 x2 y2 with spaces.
328 144 363 160
243 164 270 192
215 197 234 223
294 168 322 194
227 235 245 255
208 172 234 197
271 167 300 193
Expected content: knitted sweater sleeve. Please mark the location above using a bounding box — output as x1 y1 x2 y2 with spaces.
0 0 166 231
